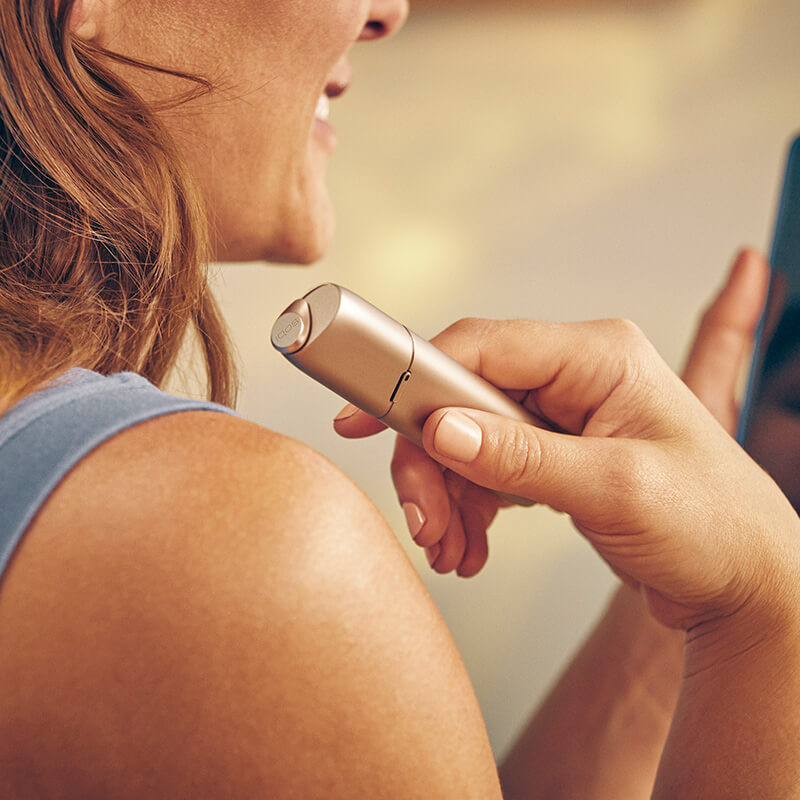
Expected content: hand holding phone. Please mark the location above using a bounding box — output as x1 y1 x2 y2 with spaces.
737 134 800 512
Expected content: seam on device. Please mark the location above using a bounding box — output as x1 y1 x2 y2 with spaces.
376 326 416 420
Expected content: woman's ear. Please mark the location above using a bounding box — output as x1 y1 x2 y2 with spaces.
58 0 103 42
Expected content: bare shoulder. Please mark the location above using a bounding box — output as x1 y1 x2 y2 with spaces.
0 411 501 799
30 408 387 552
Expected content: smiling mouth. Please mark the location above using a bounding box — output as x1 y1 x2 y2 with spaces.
315 94 330 123
312 74 350 153
315 77 349 123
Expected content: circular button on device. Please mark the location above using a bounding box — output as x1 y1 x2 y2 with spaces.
271 298 311 354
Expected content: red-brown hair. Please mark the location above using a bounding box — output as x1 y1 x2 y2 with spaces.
0 0 238 412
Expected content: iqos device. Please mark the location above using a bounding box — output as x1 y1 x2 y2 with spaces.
271 284 538 506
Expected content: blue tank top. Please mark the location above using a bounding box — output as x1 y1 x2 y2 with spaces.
0 368 239 581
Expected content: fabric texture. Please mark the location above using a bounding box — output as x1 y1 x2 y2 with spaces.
0 368 239 580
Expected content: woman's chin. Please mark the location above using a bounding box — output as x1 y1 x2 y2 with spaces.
214 213 335 266
272 219 334 265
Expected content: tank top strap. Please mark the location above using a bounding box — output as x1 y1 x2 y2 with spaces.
0 368 240 580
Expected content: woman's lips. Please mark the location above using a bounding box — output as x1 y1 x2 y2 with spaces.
311 63 349 154
313 94 337 153
315 94 331 122
313 118 337 152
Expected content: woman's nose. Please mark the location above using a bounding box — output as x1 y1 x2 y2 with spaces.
359 0 409 41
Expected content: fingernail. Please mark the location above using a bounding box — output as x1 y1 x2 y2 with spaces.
434 411 482 463
334 403 359 422
402 502 426 540
426 544 441 567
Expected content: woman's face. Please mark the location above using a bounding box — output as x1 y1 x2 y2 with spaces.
83 0 408 264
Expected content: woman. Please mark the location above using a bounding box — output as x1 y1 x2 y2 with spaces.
0 2 797 799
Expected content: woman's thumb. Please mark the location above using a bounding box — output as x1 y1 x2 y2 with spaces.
681 249 770 434
421 407 633 522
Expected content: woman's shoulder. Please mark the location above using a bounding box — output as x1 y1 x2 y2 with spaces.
27 406 378 567
0 408 503 799
0 368 356 565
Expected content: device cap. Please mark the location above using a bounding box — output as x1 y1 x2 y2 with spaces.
271 298 311 354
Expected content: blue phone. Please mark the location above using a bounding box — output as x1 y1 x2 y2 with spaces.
737 134 800 512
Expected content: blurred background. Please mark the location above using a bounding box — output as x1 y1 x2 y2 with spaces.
200 0 799 758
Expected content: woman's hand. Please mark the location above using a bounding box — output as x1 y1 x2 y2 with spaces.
336 250 799 634
501 250 774 800
415 316 797 636
337 249 800 797
681 248 771 435
335 249 770 579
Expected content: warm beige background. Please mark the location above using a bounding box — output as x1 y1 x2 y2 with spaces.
203 0 799 757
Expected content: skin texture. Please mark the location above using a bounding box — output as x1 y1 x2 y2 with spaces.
0 413 502 798
336 249 774 584
2 2 504 798
75 0 408 263
338 247 800 797
336 250 800 800
499 584 684 800
3 0 798 796
497 249 770 799
416 315 800 632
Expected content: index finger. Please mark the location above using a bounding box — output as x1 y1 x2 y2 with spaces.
428 317 673 437
333 404 388 438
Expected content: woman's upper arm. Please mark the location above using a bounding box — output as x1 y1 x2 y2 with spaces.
0 411 502 799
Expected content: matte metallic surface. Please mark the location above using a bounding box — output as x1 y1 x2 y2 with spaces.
286 284 414 419
270 298 311 354
274 283 538 442
385 332 536 444
273 284 539 505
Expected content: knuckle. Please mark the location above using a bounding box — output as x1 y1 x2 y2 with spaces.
596 319 655 389
697 302 728 340
698 300 717 328
390 439 420 484
442 317 483 338
389 452 407 484
431 317 492 367
492 423 542 491
700 298 746 343
610 317 647 345
605 444 657 515
594 319 650 366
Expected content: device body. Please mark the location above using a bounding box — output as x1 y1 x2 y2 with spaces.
271 283 538 446
737 134 800 512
